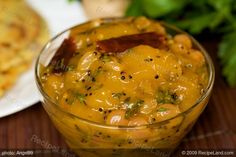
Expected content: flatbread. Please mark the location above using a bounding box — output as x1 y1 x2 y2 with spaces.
0 0 49 97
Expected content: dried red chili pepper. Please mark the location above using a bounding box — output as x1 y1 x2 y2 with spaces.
49 37 76 73
96 32 167 53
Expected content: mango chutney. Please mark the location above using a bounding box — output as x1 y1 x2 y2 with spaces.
36 17 214 157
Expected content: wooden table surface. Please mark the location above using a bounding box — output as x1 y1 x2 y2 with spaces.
0 38 236 157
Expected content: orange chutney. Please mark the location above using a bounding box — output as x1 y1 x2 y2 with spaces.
38 17 212 156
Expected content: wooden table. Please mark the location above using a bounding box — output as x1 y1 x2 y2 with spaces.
0 38 236 157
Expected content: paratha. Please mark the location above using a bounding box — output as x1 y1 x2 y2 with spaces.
0 0 49 97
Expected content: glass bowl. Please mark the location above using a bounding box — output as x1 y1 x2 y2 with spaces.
35 17 215 157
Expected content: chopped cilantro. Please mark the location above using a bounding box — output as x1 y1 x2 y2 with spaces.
156 89 178 104
125 99 144 119
66 65 75 71
112 92 126 99
158 107 168 112
100 54 111 62
66 90 86 105
74 92 86 104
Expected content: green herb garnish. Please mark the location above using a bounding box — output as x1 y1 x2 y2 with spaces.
158 107 168 112
156 89 178 104
100 54 111 62
66 90 86 105
74 92 86 104
65 65 75 71
125 99 144 119
112 92 126 99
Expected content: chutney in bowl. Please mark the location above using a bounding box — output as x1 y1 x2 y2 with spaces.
35 17 215 157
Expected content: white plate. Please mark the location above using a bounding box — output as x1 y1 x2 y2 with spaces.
0 0 87 118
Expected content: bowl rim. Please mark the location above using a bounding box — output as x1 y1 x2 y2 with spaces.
35 17 215 129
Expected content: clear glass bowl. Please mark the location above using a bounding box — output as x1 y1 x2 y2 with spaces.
35 18 215 157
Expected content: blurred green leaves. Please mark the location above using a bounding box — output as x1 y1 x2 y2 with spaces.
142 0 187 17
219 31 236 87
126 0 188 18
126 0 236 87
125 0 143 16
